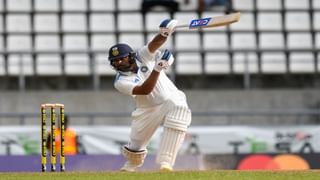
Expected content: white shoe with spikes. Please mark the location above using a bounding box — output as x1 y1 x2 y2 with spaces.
160 163 173 172
120 162 139 172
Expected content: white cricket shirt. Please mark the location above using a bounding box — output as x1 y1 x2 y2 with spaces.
114 46 187 108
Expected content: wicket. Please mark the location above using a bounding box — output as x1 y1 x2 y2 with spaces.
41 103 65 172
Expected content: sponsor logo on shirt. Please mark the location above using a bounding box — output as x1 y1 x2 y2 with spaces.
140 66 148 73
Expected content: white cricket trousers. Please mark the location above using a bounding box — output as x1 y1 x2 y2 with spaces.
128 99 190 151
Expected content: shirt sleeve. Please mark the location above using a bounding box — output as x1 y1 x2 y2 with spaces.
138 46 161 63
114 76 138 96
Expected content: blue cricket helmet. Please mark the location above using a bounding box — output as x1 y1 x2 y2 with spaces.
108 43 134 61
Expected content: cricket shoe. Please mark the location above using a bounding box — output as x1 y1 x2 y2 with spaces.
120 162 138 172
160 163 173 172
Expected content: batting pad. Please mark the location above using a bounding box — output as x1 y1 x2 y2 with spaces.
164 106 191 131
122 146 147 167
156 127 186 167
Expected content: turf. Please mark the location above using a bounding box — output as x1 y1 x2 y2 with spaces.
0 170 320 180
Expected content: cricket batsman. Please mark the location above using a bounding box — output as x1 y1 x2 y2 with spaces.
107 19 192 172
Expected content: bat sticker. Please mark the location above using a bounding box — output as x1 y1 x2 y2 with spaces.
189 17 212 28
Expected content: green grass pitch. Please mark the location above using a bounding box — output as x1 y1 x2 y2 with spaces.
1 170 320 180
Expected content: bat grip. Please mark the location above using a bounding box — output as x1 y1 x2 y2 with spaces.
175 24 189 29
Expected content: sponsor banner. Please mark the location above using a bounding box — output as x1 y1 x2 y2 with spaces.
186 126 320 154
236 153 317 170
202 153 320 170
0 125 320 155
1 153 318 172
0 155 200 172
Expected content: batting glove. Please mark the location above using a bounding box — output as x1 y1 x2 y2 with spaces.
159 19 178 37
154 49 174 72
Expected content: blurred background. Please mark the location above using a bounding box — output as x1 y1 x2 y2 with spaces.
0 0 320 172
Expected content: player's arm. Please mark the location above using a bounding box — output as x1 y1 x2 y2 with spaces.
148 34 167 54
132 70 160 95
133 19 177 95
133 50 174 95
148 19 178 54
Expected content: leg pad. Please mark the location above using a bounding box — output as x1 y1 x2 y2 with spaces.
156 127 186 167
164 106 191 131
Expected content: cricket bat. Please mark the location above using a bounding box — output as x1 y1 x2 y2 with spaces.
175 12 241 29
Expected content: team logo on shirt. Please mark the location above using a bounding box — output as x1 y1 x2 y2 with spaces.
140 66 148 72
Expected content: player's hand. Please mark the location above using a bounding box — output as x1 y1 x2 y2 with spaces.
154 49 174 72
159 19 178 37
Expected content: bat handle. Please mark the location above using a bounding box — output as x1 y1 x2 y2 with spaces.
175 24 189 29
